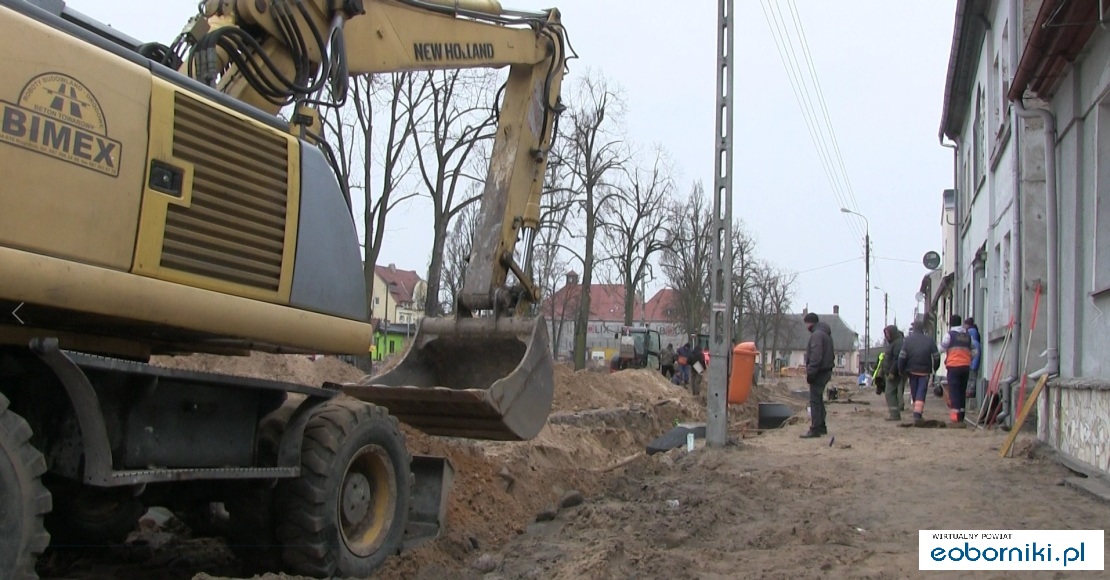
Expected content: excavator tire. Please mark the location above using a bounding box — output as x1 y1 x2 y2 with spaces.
0 393 52 579
224 395 301 573
274 399 411 578
44 477 144 546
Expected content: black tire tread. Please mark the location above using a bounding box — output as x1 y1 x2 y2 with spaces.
0 393 52 579
224 395 301 573
275 399 412 578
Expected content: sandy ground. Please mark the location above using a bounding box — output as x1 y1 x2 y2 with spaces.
479 388 1110 580
33 361 1110 580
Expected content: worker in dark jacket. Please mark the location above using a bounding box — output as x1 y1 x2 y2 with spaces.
674 343 692 386
898 321 940 423
964 317 982 401
660 344 676 380
880 324 906 421
801 313 835 438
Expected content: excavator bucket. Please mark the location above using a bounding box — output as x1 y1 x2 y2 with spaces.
342 316 554 441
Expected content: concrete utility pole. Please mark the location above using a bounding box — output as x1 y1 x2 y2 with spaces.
865 233 870 355
842 208 870 370
707 0 735 448
876 287 888 329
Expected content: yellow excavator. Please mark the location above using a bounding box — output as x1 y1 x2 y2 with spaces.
0 0 567 576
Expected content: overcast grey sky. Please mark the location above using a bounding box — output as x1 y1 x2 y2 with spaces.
66 0 957 344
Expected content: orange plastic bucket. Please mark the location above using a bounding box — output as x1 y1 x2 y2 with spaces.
729 342 758 404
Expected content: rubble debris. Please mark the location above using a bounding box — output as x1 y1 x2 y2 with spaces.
559 490 584 510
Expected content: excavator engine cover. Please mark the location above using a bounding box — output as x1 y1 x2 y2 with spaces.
343 316 554 441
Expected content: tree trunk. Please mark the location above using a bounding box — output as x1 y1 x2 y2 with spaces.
424 219 448 316
573 299 590 370
771 316 780 375
573 225 595 370
623 269 635 326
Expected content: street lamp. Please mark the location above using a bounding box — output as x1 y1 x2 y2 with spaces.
874 286 889 328
841 208 871 370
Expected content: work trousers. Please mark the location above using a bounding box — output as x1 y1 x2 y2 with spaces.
808 370 832 430
661 364 675 380
947 366 970 422
884 374 906 415
909 374 931 402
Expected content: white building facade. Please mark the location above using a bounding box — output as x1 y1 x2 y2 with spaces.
1009 0 1110 476
938 0 1048 417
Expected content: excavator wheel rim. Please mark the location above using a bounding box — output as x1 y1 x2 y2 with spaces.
338 443 397 557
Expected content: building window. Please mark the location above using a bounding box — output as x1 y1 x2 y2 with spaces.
992 243 1003 328
374 297 380 306
990 51 1000 134
999 22 1010 135
1095 102 1110 294
974 86 986 189
1002 233 1012 320
960 153 972 226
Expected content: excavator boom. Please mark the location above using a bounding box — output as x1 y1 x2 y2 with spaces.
179 0 568 440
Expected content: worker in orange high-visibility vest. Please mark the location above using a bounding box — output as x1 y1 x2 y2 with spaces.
940 314 979 428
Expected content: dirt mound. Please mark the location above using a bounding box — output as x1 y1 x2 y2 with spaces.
552 365 697 413
377 368 703 579
149 352 367 386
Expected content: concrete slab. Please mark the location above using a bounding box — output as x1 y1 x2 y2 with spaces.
1063 476 1110 504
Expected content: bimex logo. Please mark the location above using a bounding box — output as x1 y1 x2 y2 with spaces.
0 73 122 177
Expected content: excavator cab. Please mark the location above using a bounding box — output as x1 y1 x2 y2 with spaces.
345 316 554 441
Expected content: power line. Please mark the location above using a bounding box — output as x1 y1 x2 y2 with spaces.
778 0 857 220
876 256 920 264
758 0 865 244
792 256 863 275
763 1 858 239
786 0 861 215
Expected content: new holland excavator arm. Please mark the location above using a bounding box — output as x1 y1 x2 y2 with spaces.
171 0 567 441
0 0 566 441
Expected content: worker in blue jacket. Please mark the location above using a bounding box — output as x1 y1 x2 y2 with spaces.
964 317 982 401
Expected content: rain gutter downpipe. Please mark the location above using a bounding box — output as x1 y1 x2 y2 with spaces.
997 0 1025 424
939 137 959 314
1010 99 1058 380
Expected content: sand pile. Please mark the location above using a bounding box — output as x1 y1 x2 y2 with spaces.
378 366 703 579
552 365 699 414
149 352 367 386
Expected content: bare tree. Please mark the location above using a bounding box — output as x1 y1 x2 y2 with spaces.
320 73 420 316
729 220 757 343
406 69 500 316
559 72 628 370
766 269 798 371
533 149 578 357
744 262 797 373
438 187 483 313
660 181 713 337
599 147 675 325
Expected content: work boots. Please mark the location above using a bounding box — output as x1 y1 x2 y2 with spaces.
886 410 901 421
799 426 827 438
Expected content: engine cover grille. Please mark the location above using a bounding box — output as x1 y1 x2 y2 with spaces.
160 94 290 291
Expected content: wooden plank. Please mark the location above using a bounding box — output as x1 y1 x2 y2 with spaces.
999 374 1049 458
